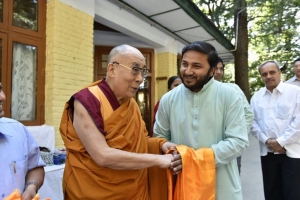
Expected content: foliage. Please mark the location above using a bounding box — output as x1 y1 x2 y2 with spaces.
194 0 300 96
13 0 38 31
192 0 236 41
248 0 300 78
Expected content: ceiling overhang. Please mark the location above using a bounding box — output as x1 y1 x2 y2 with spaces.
109 0 235 63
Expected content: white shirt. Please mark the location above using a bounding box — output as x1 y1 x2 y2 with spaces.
285 75 300 87
250 81 300 158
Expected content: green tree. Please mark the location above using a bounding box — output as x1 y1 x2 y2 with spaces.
194 0 300 97
194 0 250 100
13 0 38 31
248 0 300 95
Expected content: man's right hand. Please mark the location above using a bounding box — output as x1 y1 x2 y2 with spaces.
266 138 286 154
170 151 182 174
157 153 182 174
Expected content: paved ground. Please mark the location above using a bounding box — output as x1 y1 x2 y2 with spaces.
241 134 265 200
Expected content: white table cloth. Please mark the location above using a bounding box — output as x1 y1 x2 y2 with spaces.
26 125 55 152
39 164 65 200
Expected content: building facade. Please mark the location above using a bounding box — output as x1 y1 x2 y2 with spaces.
0 0 234 147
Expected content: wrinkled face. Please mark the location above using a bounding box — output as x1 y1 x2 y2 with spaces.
294 61 300 78
259 62 281 92
109 50 146 102
170 78 182 90
213 62 224 81
0 83 6 118
180 50 214 92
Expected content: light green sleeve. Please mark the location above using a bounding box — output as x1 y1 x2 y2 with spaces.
211 88 249 167
153 93 171 141
228 83 254 134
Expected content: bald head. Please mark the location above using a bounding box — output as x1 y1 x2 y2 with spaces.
108 44 143 64
105 44 146 102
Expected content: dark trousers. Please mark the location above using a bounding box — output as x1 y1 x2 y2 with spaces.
261 153 300 200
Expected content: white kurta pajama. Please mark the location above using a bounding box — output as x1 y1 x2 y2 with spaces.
154 78 249 200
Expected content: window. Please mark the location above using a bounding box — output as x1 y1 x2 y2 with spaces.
0 0 46 125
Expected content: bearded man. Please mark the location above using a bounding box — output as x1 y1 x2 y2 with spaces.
154 41 249 200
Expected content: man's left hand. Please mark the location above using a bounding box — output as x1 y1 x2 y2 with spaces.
170 151 182 174
266 139 284 153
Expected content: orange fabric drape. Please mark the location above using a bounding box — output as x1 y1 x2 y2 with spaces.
167 145 216 200
147 137 169 200
4 190 47 200
4 190 21 200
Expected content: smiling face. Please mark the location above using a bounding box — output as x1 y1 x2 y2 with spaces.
107 46 146 103
294 60 300 79
213 61 224 81
180 50 215 92
0 83 6 118
259 62 281 92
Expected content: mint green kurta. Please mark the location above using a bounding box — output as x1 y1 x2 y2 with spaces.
154 78 249 200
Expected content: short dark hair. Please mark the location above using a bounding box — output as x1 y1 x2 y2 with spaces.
294 58 300 65
167 76 179 90
181 41 219 69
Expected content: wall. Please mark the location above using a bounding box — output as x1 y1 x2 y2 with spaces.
45 0 94 147
154 52 177 103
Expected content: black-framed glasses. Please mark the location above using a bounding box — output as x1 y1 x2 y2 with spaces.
112 62 149 78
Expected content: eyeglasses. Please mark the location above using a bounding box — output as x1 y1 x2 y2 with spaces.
112 62 149 78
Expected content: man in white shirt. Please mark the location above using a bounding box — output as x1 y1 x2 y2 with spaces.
285 58 300 87
250 60 300 200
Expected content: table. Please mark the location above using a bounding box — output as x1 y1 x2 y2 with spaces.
39 164 65 200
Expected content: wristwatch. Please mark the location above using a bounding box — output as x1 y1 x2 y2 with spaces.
24 182 39 193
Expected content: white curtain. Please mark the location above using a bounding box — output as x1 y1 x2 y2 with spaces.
11 42 36 120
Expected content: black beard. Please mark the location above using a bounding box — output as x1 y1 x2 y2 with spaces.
180 72 212 92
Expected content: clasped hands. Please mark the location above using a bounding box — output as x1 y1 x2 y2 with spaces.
162 142 182 174
265 138 286 154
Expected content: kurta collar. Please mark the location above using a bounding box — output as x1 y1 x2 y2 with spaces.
201 77 214 92
185 77 214 94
